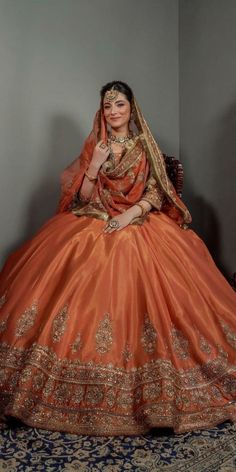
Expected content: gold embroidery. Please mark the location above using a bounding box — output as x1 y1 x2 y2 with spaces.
0 342 236 435
95 313 113 354
72 139 146 224
142 174 164 210
0 292 7 309
142 188 163 210
222 375 236 395
220 320 236 350
122 343 133 362
102 139 143 178
72 385 85 405
52 305 69 343
32 372 47 391
0 367 7 386
134 386 142 404
71 333 83 353
15 302 38 338
105 387 116 408
171 327 190 359
135 99 192 225
136 171 145 182
72 202 109 221
55 383 74 403
85 386 104 405
19 366 33 384
141 314 157 354
143 383 161 400
42 378 55 398
117 391 133 409
0 314 10 333
199 333 212 355
127 169 136 183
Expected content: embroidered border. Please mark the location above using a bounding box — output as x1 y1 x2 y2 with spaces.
0 342 236 435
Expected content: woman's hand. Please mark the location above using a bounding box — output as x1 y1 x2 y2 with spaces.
91 140 110 168
104 212 134 233
103 203 144 233
103 201 152 234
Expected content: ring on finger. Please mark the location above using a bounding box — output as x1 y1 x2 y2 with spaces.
108 219 120 229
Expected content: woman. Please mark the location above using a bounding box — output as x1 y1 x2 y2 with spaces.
0 81 236 436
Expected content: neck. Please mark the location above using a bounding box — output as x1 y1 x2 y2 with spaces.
110 125 129 137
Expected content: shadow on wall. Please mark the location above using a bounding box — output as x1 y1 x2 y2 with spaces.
182 102 236 279
184 189 228 277
2 116 84 266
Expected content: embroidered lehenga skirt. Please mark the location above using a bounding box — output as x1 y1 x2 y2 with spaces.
0 211 236 435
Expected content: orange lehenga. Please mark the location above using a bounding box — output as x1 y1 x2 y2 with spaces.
0 99 236 436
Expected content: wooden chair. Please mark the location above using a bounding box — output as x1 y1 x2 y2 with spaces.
163 154 184 198
163 154 236 290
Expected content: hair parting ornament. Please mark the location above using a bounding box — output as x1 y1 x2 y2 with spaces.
104 88 120 102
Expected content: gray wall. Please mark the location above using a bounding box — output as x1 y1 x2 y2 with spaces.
0 0 179 268
180 0 236 277
0 0 235 277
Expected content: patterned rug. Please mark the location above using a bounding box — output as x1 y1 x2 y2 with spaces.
0 420 236 471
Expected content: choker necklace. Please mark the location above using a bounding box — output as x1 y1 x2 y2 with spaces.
109 134 132 144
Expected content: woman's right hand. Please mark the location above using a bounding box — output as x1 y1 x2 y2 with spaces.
91 140 110 168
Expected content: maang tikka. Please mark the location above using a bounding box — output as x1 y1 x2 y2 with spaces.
104 88 119 102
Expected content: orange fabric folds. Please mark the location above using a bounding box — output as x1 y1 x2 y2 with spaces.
0 103 236 436
0 211 236 435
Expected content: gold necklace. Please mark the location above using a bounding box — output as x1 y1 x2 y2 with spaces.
109 134 132 144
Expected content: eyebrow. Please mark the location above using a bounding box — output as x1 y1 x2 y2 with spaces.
104 99 126 105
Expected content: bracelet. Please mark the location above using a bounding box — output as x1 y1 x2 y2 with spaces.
84 170 98 182
135 202 149 217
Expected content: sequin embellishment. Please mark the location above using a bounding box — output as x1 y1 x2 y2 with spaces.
141 314 157 354
220 320 236 350
122 342 133 362
15 302 38 338
52 305 69 343
171 327 190 359
71 333 83 353
95 313 113 354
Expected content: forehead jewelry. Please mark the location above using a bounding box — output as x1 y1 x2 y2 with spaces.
104 88 119 102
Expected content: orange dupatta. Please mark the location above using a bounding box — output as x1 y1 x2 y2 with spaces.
57 99 192 227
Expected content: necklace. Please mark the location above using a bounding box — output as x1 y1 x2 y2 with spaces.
109 134 132 144
102 134 136 173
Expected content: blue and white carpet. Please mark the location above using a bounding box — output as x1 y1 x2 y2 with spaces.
0 420 236 471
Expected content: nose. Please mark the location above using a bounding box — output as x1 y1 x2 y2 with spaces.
110 105 118 116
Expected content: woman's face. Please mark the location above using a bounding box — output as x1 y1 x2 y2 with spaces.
103 92 131 132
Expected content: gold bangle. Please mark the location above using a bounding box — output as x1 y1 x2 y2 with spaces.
84 170 97 181
135 202 148 217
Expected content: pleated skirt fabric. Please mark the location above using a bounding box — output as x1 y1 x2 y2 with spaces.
0 211 236 435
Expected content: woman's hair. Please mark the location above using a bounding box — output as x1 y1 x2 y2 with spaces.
100 81 134 106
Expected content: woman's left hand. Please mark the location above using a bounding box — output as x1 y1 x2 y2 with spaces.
103 212 134 233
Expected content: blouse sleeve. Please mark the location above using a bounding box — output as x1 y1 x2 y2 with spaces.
141 174 164 210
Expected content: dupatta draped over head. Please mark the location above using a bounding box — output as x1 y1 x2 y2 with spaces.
57 96 192 227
